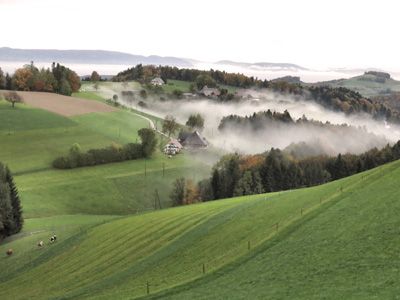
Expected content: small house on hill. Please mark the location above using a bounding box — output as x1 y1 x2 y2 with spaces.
164 140 183 155
179 130 209 149
150 77 165 85
198 86 220 97
235 89 261 101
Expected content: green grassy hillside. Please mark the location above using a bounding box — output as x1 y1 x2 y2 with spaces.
310 73 400 98
1 157 399 299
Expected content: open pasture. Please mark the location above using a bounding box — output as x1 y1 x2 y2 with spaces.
1 159 398 299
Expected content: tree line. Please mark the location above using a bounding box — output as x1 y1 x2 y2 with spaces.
112 64 400 123
170 141 400 206
52 128 157 169
0 162 23 241
0 62 81 96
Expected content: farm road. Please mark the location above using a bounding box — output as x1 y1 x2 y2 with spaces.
129 111 173 140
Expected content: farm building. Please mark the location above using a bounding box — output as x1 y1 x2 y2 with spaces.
235 89 261 101
164 140 183 155
198 86 220 97
179 130 209 149
150 77 165 85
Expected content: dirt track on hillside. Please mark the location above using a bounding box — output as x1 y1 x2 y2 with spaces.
14 91 117 116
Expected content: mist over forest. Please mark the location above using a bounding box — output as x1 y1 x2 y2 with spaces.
110 87 399 156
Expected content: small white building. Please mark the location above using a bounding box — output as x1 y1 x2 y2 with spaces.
150 77 165 85
164 140 183 155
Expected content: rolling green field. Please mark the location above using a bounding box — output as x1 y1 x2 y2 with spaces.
1 156 399 299
308 73 400 98
1 89 400 299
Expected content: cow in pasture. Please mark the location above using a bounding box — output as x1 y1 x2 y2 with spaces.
6 249 13 256
37 241 43 247
50 235 57 243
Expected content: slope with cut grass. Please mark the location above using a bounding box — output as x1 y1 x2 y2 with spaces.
1 158 399 299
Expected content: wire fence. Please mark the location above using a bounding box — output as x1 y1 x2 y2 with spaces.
62 164 394 299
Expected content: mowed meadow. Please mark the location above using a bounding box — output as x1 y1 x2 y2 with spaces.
1 84 400 299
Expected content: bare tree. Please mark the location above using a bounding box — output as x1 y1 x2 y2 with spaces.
4 91 23 108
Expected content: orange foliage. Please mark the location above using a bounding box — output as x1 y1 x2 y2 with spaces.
183 179 200 205
238 155 264 171
13 68 34 91
68 71 81 93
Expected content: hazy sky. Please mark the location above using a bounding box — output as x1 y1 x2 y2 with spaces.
1 0 399 70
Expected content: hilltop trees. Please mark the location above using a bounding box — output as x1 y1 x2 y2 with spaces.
0 162 23 241
90 71 101 82
9 62 81 96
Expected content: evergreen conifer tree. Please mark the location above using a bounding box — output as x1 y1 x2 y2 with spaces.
5 166 23 234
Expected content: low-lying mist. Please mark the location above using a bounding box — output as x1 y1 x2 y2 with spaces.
110 86 399 157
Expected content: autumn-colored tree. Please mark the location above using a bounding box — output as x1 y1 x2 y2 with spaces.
13 68 35 91
68 71 81 93
183 179 200 205
90 71 100 82
238 155 265 171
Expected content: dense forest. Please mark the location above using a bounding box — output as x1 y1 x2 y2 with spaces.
0 162 23 241
218 109 388 157
170 141 400 206
0 62 80 96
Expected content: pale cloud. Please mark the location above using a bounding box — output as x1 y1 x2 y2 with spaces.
1 0 400 71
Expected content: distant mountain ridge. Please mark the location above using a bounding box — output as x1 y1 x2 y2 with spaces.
0 47 195 68
0 47 310 72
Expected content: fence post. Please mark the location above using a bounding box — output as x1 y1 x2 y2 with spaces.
147 282 150 295
203 263 205 274
248 241 251 250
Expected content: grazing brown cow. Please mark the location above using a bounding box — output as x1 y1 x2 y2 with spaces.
6 249 13 256
37 241 43 247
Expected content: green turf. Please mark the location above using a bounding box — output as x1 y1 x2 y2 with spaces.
16 151 210 218
2 159 398 299
0 101 119 173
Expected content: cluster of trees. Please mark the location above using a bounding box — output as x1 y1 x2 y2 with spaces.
307 86 400 123
218 109 293 132
112 64 400 123
186 114 205 131
0 162 23 241
0 62 80 96
113 64 256 89
52 128 157 169
170 141 400 205
218 109 388 157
